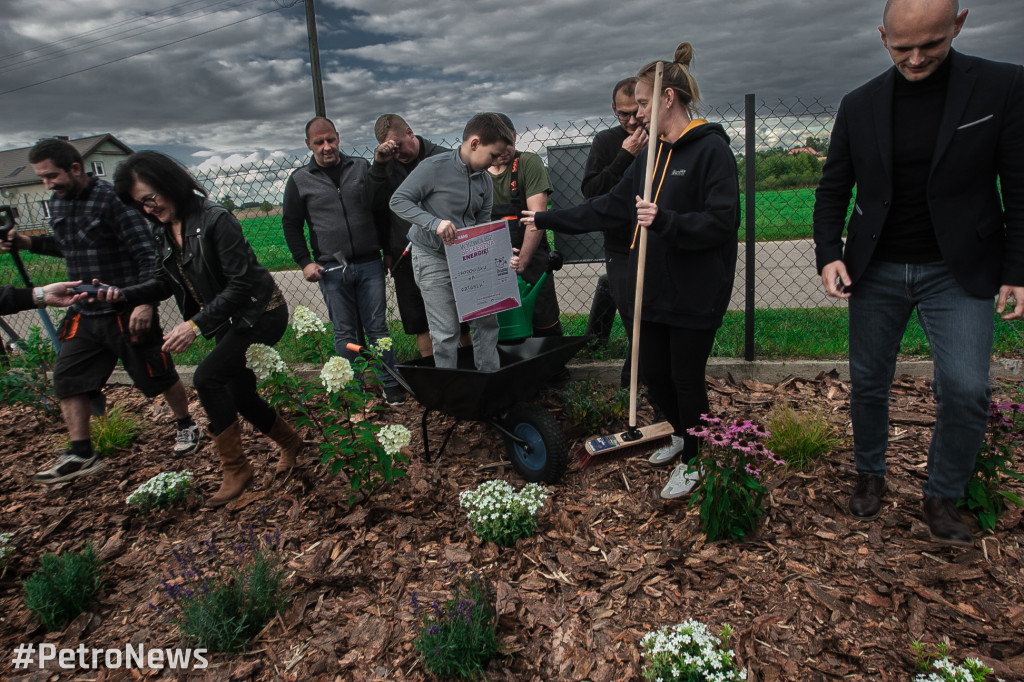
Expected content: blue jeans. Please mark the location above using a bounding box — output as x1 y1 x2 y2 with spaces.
848 261 993 500
317 259 398 388
411 247 499 371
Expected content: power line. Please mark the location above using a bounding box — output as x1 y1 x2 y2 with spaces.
0 0 263 74
0 3 300 98
0 0 221 64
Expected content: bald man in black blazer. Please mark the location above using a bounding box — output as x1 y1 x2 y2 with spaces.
813 0 1023 546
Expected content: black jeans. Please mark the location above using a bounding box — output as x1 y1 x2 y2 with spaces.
638 321 717 456
194 304 288 436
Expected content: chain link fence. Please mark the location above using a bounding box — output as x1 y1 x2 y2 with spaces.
1 98 860 361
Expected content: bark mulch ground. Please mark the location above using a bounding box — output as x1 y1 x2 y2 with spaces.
1 371 1022 681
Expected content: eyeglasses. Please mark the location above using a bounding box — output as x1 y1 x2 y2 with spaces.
615 109 639 122
138 193 160 209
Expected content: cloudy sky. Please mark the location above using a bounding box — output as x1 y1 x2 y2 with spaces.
0 0 1021 169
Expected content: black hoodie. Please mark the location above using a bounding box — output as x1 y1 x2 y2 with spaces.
537 121 739 329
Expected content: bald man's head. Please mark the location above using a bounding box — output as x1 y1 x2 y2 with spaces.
879 0 967 82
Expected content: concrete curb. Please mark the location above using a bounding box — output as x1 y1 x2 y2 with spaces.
107 356 1023 389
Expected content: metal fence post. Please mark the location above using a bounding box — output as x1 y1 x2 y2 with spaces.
744 93 756 362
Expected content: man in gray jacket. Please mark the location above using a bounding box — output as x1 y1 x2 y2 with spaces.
282 116 403 404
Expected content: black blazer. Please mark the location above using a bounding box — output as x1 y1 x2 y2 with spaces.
813 50 1024 297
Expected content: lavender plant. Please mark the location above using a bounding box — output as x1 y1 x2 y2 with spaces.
153 526 287 652
960 401 1024 532
23 544 104 632
688 414 784 542
640 619 746 682
410 568 498 680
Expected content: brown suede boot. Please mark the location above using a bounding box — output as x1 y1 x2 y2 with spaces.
206 421 254 507
267 413 304 474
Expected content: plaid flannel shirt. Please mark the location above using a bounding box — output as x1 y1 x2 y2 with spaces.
31 177 158 316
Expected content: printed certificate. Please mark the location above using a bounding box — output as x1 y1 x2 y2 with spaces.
444 220 521 322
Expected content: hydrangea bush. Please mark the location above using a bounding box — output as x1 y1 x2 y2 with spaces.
291 305 330 363
640 620 746 682
247 341 410 504
459 480 548 547
126 471 196 514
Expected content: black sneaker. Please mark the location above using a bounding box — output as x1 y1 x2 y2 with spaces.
32 452 106 485
383 384 406 406
174 424 202 456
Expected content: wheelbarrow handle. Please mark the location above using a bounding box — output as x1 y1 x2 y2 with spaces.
345 342 415 396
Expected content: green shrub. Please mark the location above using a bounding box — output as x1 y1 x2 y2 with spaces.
23 545 103 631
764 402 841 470
411 569 498 680
0 326 58 413
159 528 287 652
555 378 631 433
90 404 142 456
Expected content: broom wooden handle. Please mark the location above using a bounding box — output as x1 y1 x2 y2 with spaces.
628 61 663 430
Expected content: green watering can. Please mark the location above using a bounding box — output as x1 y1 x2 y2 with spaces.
496 271 549 341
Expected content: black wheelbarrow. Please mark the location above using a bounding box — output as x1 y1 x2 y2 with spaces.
366 336 588 483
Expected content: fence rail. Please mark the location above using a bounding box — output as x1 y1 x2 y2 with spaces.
0 96 907 361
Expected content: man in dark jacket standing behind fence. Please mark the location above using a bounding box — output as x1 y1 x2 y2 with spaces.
282 116 404 405
362 114 454 358
813 0 1024 546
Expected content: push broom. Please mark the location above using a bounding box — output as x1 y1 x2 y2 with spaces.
584 61 673 456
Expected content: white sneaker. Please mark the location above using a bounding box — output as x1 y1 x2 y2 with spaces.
660 462 702 499
648 434 685 466
174 424 202 456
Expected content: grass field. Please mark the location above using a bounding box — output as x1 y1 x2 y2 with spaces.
162 307 1021 368
0 186 835 286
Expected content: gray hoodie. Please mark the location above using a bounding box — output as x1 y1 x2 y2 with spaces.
389 149 493 254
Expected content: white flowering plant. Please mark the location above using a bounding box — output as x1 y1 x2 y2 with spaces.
0 532 14 575
640 620 746 682
246 340 410 505
291 305 330 363
459 480 548 547
912 642 995 682
126 471 197 514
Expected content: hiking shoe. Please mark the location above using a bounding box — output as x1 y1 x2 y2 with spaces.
174 424 202 456
849 473 886 520
32 452 106 485
649 433 685 466
383 384 406 406
923 496 974 547
660 462 702 499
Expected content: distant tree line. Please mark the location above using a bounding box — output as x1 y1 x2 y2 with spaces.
736 136 829 192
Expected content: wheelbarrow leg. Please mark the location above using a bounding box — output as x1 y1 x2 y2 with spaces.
420 408 462 462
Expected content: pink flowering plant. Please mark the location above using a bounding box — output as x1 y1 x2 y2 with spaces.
960 400 1024 532
688 413 784 542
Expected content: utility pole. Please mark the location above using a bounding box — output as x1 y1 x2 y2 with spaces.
305 0 326 117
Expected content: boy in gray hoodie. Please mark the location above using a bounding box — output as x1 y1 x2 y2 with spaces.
389 113 514 371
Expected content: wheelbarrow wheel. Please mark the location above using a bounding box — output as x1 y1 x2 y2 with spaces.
502 402 568 483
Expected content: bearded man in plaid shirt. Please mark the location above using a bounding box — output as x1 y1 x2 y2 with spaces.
1 138 198 484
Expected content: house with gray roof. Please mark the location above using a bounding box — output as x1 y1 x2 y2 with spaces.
0 134 134 232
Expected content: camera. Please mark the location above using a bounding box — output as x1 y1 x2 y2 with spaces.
0 205 18 241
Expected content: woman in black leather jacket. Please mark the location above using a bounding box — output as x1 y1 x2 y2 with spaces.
110 151 303 507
